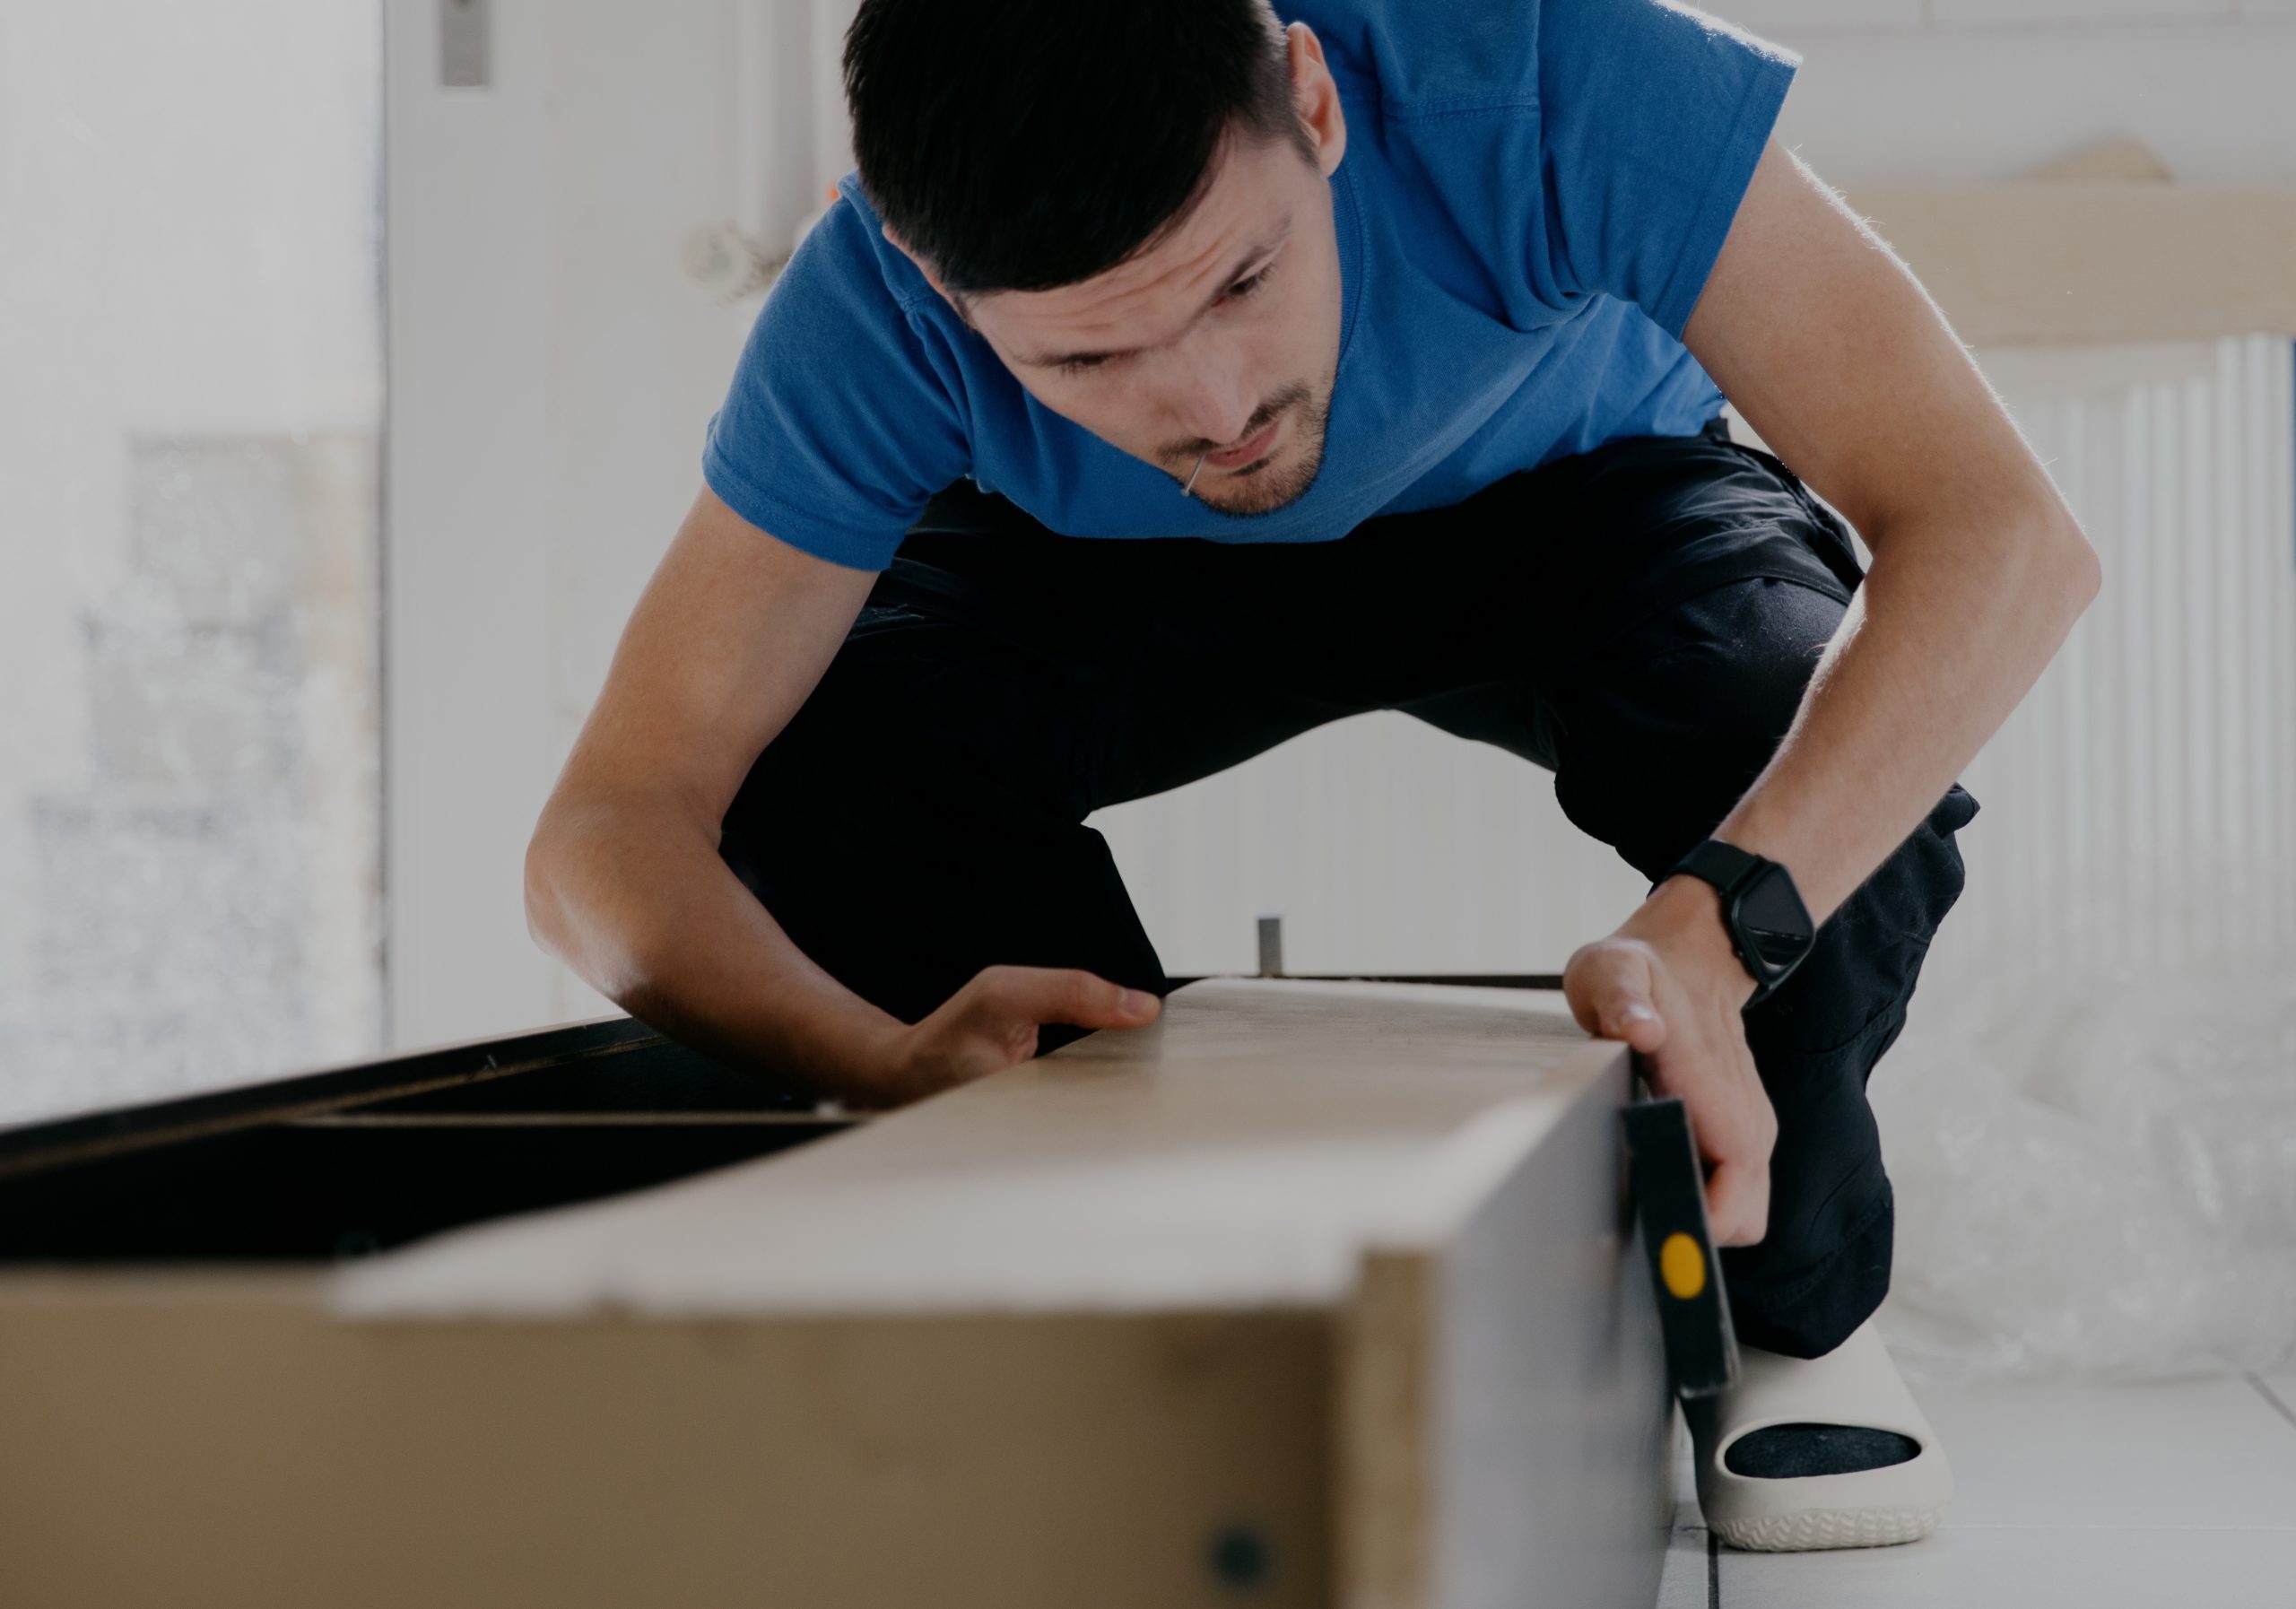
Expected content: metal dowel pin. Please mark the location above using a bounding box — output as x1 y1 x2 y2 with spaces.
1256 914 1284 978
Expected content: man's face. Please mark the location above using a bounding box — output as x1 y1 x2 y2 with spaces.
888 25 1349 518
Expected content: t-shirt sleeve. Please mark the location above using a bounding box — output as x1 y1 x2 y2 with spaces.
701 196 970 571
1527 0 1801 341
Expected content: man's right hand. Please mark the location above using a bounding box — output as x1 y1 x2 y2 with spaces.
874 965 1161 1105
528 486 1165 1117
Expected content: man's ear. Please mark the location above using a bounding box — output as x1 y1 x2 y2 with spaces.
1285 23 1348 178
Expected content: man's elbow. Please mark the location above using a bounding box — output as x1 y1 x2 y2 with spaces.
524 795 619 971
2039 509 2104 618
522 794 680 1006
2068 533 2104 612
523 815 577 964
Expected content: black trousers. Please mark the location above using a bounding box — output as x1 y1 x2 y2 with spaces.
718 414 1979 1360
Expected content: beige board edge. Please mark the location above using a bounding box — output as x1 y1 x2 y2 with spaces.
2022 136 2174 186
3 982 1642 1608
0 1271 1335 1609
1336 1248 1438 1609
1331 1039 1642 1609
1833 181 2296 348
329 979 1613 1322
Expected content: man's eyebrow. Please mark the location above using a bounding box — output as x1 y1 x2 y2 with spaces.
1014 227 1292 369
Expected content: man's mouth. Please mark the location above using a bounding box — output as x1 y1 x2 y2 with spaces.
1203 413 1284 471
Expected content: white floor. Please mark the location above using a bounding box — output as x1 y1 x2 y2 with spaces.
1656 1367 2296 1607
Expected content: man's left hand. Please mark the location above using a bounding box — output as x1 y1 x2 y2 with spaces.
1564 875 1779 1247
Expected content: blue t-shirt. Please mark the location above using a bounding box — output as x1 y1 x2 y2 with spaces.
702 0 1801 571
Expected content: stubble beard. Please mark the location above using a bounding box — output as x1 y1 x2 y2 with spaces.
1190 380 1334 519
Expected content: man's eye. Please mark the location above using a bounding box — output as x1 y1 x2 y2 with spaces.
1229 265 1274 300
1055 265 1274 378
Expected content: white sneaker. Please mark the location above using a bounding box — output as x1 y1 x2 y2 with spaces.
1683 1314 1953 1552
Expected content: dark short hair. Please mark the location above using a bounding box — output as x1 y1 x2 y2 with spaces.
843 0 1316 302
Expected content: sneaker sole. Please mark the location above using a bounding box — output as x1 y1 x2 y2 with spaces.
1713 1503 1944 1552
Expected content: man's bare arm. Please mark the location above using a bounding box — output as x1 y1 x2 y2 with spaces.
1564 136 2101 1247
524 485 896 1091
1676 136 2102 925
525 484 1158 1105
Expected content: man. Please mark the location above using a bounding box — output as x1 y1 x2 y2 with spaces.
525 0 2099 1552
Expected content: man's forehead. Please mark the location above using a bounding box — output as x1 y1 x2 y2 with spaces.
974 137 1300 367
990 215 1292 370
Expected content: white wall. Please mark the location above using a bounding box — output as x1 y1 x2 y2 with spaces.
1 3 383 1121
383 0 854 1045
1721 0 2296 185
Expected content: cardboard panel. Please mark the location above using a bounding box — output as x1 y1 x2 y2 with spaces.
1839 180 2296 345
0 1275 1331 1609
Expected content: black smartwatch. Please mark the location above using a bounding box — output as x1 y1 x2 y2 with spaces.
1655 839 1815 1006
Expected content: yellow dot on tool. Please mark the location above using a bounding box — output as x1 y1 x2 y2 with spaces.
1659 1231 1706 1300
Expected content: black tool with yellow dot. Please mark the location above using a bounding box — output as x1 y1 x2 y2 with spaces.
1622 1092 1741 1399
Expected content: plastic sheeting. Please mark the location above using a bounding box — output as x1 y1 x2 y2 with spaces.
1872 871 2296 1387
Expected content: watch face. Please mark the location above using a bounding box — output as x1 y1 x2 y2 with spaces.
1735 863 1815 971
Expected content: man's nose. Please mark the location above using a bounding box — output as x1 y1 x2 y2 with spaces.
1169 352 1259 448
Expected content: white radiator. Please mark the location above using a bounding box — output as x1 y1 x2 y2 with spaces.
1867 338 2296 1386
1950 335 2296 966
1091 335 2296 976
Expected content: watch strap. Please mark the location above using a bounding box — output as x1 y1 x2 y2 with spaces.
1658 838 1813 1005
1663 838 1764 900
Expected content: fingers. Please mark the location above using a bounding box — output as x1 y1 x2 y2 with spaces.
978 965 1161 1031
894 967 1161 1101
1702 1032 1776 1245
1570 938 1772 1246
1566 942 1669 1053
1703 1157 1770 1247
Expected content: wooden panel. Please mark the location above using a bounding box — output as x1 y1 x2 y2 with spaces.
1338 1250 1439 1608
0 1116 839 1262
1428 1058 1669 1609
1329 1030 1664 1609
1838 180 2296 346
0 1274 1331 1609
331 979 1623 1320
0 1013 820 1180
0 980 1657 1609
